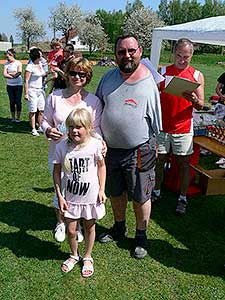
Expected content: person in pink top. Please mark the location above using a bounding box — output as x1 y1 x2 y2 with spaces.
53 108 106 276
42 57 103 243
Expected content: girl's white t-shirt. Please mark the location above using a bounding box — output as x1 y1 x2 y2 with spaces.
54 137 103 205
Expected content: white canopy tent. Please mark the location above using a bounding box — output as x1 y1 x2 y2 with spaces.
150 16 225 68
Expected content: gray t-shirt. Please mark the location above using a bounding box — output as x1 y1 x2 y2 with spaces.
96 68 162 149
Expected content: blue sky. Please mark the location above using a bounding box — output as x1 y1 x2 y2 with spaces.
0 0 161 43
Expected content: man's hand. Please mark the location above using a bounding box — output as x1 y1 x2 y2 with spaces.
182 90 199 104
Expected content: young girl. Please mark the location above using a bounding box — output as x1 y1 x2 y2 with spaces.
53 108 106 277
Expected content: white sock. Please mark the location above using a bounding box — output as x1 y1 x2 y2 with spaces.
178 195 187 202
154 189 161 197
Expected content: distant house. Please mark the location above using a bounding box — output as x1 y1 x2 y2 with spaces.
70 36 89 51
0 42 12 51
59 29 89 51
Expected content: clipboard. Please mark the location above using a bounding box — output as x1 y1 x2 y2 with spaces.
164 76 200 97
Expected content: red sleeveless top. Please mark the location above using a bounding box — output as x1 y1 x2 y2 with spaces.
160 65 198 134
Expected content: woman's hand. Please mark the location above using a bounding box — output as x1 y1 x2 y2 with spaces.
46 127 63 140
24 94 29 101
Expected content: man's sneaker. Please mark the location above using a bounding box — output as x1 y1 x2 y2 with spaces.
134 246 147 259
32 129 40 136
151 190 160 203
176 200 187 216
77 224 84 243
134 233 148 259
54 222 66 242
219 163 225 169
99 225 128 243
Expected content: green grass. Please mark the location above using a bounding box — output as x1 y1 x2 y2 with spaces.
0 62 225 300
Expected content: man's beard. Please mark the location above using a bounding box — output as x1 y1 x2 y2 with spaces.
118 58 139 73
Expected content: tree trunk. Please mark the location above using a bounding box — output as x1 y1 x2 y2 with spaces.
27 37 30 51
89 45 93 56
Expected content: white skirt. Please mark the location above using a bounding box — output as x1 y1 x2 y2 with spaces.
64 202 106 220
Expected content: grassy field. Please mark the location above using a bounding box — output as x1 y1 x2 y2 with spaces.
0 61 225 300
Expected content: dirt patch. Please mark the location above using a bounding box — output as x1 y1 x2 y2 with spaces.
0 60 28 65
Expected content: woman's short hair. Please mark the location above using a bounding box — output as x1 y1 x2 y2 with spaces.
65 57 93 86
29 48 41 62
6 48 16 58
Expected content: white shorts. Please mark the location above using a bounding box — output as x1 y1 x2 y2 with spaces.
157 131 193 156
27 88 45 112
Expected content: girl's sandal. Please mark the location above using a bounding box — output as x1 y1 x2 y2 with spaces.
61 255 82 273
82 257 94 278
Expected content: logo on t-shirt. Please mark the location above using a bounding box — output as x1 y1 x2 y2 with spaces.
66 157 90 196
124 99 137 107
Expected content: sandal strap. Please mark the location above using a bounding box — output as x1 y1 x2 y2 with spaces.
70 254 81 261
82 257 93 263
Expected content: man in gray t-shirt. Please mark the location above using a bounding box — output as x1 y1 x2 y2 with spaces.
96 34 162 259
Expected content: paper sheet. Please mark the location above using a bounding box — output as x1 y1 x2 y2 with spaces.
164 76 200 97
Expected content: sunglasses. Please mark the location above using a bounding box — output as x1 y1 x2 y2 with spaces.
68 70 87 78
117 47 139 57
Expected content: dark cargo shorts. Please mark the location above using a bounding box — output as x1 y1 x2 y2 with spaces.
105 138 156 203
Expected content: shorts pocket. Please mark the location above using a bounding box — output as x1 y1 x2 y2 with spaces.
137 139 156 172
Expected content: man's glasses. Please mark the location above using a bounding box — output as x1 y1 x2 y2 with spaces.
69 70 87 78
117 47 139 57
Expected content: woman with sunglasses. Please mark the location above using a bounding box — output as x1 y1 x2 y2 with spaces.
42 57 103 244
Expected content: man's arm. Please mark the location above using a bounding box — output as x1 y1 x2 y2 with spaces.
183 71 204 110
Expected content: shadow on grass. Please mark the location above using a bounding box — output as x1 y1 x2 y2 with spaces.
96 192 225 278
0 199 65 260
149 191 225 278
33 187 55 193
0 117 30 134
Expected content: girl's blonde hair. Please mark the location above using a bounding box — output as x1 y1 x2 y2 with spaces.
64 108 93 173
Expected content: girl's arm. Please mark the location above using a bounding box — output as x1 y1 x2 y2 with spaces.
97 158 106 204
53 163 68 213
